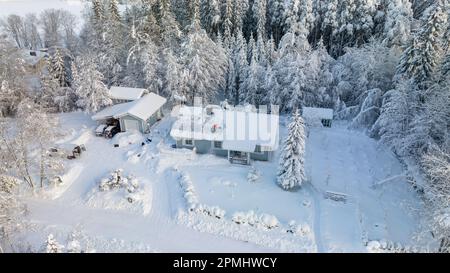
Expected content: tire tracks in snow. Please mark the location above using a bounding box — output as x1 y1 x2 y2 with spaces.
308 185 325 253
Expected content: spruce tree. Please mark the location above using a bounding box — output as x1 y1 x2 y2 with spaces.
397 3 447 89
277 109 307 190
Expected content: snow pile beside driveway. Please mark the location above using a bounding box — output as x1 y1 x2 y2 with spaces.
85 169 152 215
113 132 143 147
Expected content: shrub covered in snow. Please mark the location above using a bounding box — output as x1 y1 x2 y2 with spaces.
178 171 225 219
231 211 279 230
247 167 260 183
99 169 140 203
179 172 199 211
366 240 423 253
44 234 64 253
87 169 151 215
0 176 19 194
287 220 312 236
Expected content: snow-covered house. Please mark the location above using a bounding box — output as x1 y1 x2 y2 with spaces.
170 105 280 165
302 107 333 127
92 93 167 133
108 86 148 104
21 49 48 74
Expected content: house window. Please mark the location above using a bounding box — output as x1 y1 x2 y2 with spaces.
213 141 222 149
184 139 194 146
321 119 332 127
254 145 263 154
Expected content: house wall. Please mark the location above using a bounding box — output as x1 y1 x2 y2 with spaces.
119 115 144 133
193 140 211 154
175 138 271 161
250 151 270 161
144 110 162 132
212 148 228 157
176 139 211 154
118 109 163 133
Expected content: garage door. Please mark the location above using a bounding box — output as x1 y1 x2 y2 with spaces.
124 119 141 132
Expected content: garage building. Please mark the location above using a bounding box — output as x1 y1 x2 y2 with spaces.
92 93 167 133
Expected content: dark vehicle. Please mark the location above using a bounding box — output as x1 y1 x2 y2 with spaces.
104 125 120 139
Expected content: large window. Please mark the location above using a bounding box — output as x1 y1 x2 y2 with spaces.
213 141 222 149
321 119 332 127
184 139 194 146
254 145 262 154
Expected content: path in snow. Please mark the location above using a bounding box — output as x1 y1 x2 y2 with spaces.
308 185 325 253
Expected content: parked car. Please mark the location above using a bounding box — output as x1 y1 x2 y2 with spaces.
95 124 108 137
104 125 120 138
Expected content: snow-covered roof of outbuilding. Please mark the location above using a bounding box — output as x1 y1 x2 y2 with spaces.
21 49 48 66
302 107 333 120
108 86 147 101
170 105 280 152
92 93 167 121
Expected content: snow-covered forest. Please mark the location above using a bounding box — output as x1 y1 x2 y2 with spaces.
0 0 449 253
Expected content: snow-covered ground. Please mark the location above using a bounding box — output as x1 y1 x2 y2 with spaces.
15 112 423 252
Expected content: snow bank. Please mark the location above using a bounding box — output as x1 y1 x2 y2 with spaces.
112 132 143 147
232 211 279 229
366 240 423 253
45 164 83 200
86 169 152 215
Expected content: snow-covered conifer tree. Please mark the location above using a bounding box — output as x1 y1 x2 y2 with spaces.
397 3 447 88
232 0 249 32
222 0 234 50
267 0 285 44
371 83 410 154
73 54 112 113
240 50 265 105
277 109 307 190
157 0 181 48
50 49 68 87
383 0 414 48
44 234 64 253
252 0 267 37
180 8 227 104
230 29 248 104
200 0 221 36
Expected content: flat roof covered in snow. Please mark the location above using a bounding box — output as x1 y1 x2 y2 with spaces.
92 93 167 121
109 86 147 101
302 107 333 120
170 106 280 152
